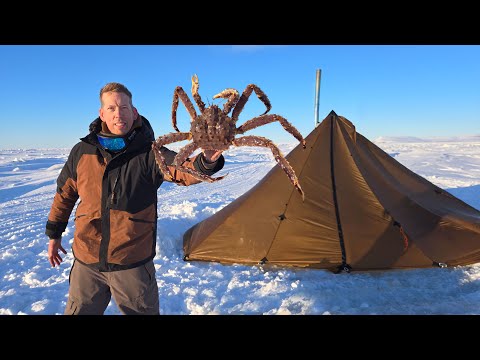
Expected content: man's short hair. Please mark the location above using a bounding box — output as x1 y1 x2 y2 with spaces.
100 83 133 106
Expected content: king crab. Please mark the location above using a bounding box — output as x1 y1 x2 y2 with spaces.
152 75 307 199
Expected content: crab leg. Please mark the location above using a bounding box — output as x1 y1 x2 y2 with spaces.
172 141 198 167
172 86 198 132
175 165 227 183
191 74 206 113
173 141 226 182
236 114 306 148
152 132 192 180
213 88 240 115
232 84 272 122
233 136 304 200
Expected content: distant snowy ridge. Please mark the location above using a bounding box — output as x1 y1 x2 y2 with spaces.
166 142 297 155
375 135 480 143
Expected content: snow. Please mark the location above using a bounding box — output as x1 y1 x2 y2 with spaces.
0 138 479 315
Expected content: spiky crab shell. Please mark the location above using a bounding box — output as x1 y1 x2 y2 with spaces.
190 106 236 151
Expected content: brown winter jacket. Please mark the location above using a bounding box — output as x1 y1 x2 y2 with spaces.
45 115 224 271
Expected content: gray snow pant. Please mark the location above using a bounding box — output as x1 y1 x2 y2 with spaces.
64 259 159 315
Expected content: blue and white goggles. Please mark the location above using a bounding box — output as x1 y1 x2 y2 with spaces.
97 135 127 151
97 129 138 152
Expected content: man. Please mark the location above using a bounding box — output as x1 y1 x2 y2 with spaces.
45 82 224 315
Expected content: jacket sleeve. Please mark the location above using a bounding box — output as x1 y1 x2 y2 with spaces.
45 146 80 239
151 146 225 187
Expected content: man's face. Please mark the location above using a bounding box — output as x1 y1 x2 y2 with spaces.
99 91 138 135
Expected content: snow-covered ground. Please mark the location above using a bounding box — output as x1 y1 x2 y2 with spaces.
0 136 479 315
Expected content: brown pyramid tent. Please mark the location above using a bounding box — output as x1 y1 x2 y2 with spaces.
183 111 480 272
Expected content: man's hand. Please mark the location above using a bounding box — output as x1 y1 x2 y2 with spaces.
203 149 223 163
48 238 67 267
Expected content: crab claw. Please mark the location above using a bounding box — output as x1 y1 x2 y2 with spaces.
191 74 199 94
209 173 228 182
194 172 229 183
175 164 229 184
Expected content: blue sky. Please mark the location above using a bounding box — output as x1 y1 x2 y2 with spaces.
1 45 479 149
